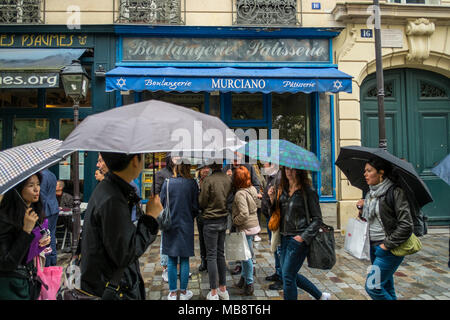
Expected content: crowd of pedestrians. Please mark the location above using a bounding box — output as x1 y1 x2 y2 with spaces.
0 149 426 301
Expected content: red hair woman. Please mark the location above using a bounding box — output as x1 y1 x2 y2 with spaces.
231 166 260 296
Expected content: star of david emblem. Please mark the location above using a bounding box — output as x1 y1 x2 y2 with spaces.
333 80 343 90
116 77 126 88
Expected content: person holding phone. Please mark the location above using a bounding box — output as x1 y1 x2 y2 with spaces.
0 173 51 300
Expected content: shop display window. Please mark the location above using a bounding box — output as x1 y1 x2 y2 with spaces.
271 92 310 149
13 118 49 147
319 93 333 196
0 89 38 108
141 91 205 113
231 93 263 120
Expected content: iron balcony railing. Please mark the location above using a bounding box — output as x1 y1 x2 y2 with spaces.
115 0 185 25
0 0 44 24
232 0 300 26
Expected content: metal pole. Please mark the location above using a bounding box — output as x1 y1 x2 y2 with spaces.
373 0 387 150
72 98 81 256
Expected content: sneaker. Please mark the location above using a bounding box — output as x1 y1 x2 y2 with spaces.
206 291 219 300
320 292 331 300
167 292 177 300
254 235 262 242
179 290 193 300
217 289 230 300
162 269 168 282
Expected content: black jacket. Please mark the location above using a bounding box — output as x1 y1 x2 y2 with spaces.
376 186 413 250
278 186 323 245
80 173 159 299
154 167 173 195
261 171 281 220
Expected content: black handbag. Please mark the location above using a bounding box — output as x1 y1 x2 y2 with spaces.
157 178 172 231
302 191 336 270
57 256 125 300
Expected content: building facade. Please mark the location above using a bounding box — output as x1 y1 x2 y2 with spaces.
0 0 449 228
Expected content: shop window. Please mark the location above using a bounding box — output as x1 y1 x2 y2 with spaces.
141 91 205 113
0 0 44 24
13 118 49 147
0 120 2 149
233 0 298 26
209 93 221 118
59 118 84 199
271 93 310 149
45 88 92 108
0 89 38 108
231 93 263 120
319 93 333 197
121 91 136 105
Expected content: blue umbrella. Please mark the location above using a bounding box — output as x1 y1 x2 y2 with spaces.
432 153 450 185
0 139 73 194
238 139 321 171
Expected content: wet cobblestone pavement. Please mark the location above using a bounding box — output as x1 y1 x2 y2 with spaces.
134 229 450 300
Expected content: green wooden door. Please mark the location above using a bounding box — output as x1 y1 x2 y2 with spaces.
361 69 450 226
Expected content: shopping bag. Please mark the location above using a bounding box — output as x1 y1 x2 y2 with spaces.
225 231 252 261
36 256 63 300
344 218 370 260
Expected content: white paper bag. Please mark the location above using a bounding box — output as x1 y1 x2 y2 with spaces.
225 231 252 261
344 218 370 260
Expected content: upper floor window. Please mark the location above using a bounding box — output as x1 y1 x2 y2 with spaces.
233 0 298 26
387 0 440 4
0 0 43 24
116 0 184 24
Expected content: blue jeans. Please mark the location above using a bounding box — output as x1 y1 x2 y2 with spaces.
279 235 322 300
45 214 58 267
160 233 168 267
168 256 190 292
241 235 254 285
267 223 282 277
365 244 404 300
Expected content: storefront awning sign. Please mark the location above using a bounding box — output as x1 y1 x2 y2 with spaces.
105 67 352 94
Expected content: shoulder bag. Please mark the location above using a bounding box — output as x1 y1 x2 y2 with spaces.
302 191 336 270
157 178 172 231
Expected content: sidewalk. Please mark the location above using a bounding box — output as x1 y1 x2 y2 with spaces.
138 230 450 300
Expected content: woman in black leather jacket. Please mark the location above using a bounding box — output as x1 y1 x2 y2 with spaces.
0 173 50 300
269 167 330 300
357 158 413 300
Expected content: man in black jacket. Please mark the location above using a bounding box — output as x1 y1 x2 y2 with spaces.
80 152 162 299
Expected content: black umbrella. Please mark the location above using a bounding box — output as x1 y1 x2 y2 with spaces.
335 146 433 208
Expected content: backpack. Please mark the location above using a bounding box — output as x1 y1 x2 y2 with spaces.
385 185 428 237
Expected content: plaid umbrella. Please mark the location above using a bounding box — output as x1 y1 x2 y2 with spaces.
0 139 73 194
238 139 321 171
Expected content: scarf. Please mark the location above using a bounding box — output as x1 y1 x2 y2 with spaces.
362 177 394 222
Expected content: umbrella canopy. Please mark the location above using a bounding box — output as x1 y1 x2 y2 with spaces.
59 99 245 156
0 139 73 194
238 139 321 171
431 153 450 185
335 146 433 208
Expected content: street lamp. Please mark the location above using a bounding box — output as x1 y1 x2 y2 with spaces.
61 59 90 256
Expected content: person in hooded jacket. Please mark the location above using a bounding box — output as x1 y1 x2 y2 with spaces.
80 152 162 299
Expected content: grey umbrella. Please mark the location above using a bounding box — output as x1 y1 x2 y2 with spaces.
59 99 244 156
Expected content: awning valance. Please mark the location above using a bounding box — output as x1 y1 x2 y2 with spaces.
105 67 352 94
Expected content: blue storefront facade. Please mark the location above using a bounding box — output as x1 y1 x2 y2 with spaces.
0 25 116 199
106 25 352 207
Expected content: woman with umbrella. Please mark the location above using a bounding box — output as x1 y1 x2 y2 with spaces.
0 173 51 300
358 158 413 300
268 167 331 301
